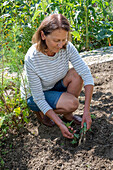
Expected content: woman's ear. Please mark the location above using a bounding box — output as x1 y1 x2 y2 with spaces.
41 31 46 40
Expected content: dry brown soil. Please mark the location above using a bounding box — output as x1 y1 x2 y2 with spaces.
1 60 113 170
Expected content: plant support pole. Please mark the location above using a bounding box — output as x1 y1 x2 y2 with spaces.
84 1 89 50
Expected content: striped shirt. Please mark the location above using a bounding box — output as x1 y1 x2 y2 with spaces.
20 41 94 114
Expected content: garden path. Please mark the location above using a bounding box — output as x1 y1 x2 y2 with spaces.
69 46 113 67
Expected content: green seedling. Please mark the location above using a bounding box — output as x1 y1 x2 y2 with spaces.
64 120 73 127
60 142 64 146
0 157 4 167
63 120 74 134
63 120 79 144
108 112 113 120
110 132 113 136
79 122 87 145
71 133 80 144
64 120 93 145
91 114 96 120
79 122 92 145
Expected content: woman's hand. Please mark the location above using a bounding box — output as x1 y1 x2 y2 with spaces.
46 109 76 139
82 85 93 130
59 122 75 139
81 111 92 130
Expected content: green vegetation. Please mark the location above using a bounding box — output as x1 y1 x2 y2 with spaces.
0 0 113 149
64 121 92 145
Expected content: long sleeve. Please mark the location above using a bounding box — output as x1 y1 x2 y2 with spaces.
67 42 94 86
25 56 52 114
21 42 94 115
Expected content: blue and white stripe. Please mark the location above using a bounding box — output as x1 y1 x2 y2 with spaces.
20 42 94 114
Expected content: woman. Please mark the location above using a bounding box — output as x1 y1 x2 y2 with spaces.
21 14 94 139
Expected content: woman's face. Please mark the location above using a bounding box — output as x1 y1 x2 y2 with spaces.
41 29 68 55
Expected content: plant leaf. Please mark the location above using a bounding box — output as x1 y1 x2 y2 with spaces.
74 133 79 139
71 139 77 144
0 116 5 128
71 31 81 41
32 10 43 22
14 107 21 116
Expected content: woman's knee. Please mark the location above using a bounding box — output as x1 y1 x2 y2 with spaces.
65 96 79 112
63 68 83 86
56 92 79 112
70 68 83 83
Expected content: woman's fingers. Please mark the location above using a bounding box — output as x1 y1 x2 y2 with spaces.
68 126 76 134
59 123 74 139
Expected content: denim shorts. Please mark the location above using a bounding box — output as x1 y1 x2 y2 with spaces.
27 79 67 111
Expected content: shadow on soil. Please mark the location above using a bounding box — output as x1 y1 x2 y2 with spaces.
1 60 113 169
37 115 113 160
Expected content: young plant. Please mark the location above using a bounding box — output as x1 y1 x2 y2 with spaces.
91 114 96 120
63 121 79 144
108 112 113 120
79 122 92 145
71 133 80 145
0 10 30 143
0 157 5 168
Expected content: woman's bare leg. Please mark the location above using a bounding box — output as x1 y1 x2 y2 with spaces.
34 68 83 125
63 68 83 98
55 68 83 119
55 92 79 120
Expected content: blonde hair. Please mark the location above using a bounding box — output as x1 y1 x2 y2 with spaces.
32 14 71 53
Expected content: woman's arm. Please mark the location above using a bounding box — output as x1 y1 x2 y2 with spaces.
46 109 75 139
81 84 94 129
25 57 75 138
67 42 94 129
25 58 53 114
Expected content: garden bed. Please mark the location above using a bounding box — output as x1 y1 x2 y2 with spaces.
1 60 113 170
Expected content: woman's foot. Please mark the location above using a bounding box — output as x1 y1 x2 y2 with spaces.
34 111 55 127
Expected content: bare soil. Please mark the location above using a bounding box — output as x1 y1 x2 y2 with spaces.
1 60 113 170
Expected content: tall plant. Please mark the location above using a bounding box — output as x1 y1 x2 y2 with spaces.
0 1 30 140
83 0 89 50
